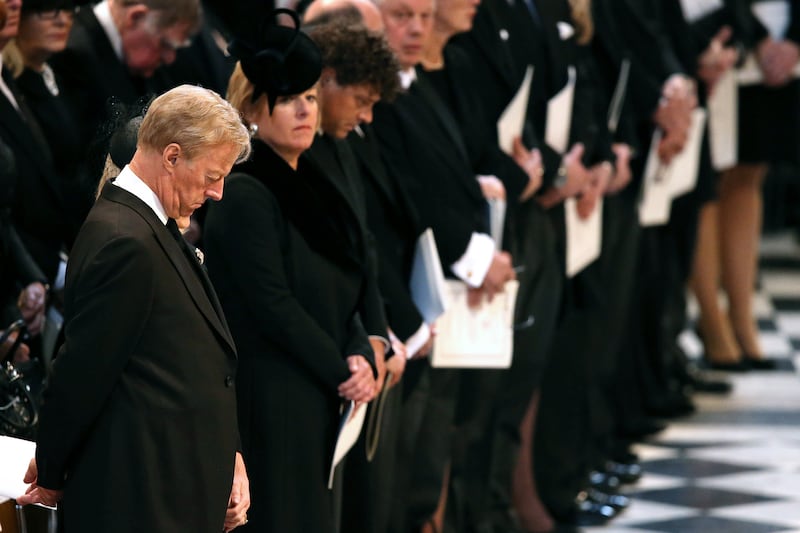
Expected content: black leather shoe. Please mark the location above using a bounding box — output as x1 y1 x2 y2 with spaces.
587 488 631 510
744 356 779 370
617 417 667 441
561 492 616 526
647 393 696 419
589 470 621 492
686 373 733 394
605 460 643 484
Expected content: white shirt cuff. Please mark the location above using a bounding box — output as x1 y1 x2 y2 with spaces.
404 322 431 359
450 233 495 288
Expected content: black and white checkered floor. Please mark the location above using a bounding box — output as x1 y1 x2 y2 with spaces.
586 233 800 533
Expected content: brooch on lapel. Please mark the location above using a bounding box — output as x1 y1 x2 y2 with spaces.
194 247 205 265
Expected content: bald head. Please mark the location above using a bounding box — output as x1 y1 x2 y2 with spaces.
304 0 384 31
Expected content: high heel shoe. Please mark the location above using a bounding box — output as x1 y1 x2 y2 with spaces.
694 326 749 372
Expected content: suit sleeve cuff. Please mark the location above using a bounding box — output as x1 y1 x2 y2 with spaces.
450 233 495 288
404 322 431 359
368 334 391 354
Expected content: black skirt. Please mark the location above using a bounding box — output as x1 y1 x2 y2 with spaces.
738 79 800 165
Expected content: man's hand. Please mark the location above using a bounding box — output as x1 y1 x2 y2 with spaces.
697 26 738 95
537 143 590 208
369 338 387 395
758 37 800 86
654 74 697 164
338 355 376 403
385 354 406 389
17 282 46 336
386 331 407 385
511 138 544 201
577 162 612 219
224 452 250 532
469 251 515 307
606 143 633 194
16 458 63 508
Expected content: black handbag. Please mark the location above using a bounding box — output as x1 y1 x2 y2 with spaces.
0 320 38 438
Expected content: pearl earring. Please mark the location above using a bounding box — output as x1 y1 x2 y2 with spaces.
248 123 259 138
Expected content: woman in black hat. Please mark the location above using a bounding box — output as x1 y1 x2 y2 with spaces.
204 10 378 532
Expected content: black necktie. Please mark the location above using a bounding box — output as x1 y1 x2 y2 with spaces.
167 219 214 297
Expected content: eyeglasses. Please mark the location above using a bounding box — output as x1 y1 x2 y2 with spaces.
34 8 75 20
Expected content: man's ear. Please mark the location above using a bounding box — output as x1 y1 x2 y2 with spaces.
163 143 181 172
121 4 150 31
320 67 337 87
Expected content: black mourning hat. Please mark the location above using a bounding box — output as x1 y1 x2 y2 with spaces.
109 115 143 169
227 8 322 113
21 0 93 13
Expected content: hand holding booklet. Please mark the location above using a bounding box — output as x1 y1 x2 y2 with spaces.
431 279 519 369
0 435 34 503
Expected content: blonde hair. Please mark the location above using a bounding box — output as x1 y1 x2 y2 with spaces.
138 84 251 162
568 0 593 45
225 62 263 127
226 62 323 129
97 155 122 199
2 39 23 78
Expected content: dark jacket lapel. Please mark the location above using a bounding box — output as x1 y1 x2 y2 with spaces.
101 184 237 356
473 1 520 91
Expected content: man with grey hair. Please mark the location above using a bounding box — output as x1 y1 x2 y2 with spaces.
18 85 251 533
51 0 203 216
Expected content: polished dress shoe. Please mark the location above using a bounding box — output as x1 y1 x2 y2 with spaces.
647 393 696 419
587 488 631 510
605 460 643 484
617 417 667 441
744 356 779 370
588 470 621 492
560 491 616 527
686 373 733 394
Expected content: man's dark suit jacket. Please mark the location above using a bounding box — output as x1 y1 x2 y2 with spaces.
349 125 425 341
372 73 490 272
306 133 389 342
35 184 239 533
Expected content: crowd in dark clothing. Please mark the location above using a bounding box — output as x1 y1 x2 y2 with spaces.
1 0 799 532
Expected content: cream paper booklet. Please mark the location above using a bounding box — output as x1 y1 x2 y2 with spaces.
327 400 367 489
431 279 519 369
565 197 603 278
497 65 534 155
638 129 673 227
0 435 34 503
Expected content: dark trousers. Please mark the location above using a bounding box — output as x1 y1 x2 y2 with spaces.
446 202 562 532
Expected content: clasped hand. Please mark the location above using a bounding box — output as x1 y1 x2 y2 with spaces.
338 355 376 404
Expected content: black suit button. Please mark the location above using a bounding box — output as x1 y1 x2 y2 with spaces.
225 375 234 388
